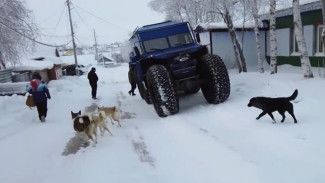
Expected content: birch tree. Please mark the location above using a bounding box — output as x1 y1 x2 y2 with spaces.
246 0 265 73
322 0 325 43
269 0 277 74
0 0 38 69
321 0 325 76
215 0 247 72
292 0 313 78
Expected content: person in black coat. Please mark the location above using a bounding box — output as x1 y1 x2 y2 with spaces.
128 66 136 96
87 67 98 99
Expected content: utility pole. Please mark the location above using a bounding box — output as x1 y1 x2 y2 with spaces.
93 29 98 61
66 0 79 76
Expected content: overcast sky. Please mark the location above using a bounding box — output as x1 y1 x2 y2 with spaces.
25 0 165 46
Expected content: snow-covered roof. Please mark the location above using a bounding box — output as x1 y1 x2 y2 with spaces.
260 0 321 19
200 0 322 31
13 44 62 71
277 0 321 11
14 59 57 71
197 19 263 31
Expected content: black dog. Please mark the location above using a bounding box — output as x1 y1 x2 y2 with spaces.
247 89 298 123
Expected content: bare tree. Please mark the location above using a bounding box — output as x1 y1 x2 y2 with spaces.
119 40 132 63
269 0 277 74
149 0 187 23
148 0 219 26
215 0 247 72
246 0 265 73
292 0 313 78
322 0 325 45
0 0 38 69
321 0 325 76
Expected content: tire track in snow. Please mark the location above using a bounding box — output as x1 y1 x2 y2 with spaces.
132 136 155 167
117 92 155 167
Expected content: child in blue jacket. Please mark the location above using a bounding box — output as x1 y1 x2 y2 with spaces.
27 79 51 122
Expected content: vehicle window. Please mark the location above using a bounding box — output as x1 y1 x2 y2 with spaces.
168 33 193 47
143 38 169 52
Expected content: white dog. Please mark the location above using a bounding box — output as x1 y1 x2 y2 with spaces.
98 106 121 127
91 111 113 136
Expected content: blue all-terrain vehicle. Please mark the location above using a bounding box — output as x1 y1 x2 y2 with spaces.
128 21 230 117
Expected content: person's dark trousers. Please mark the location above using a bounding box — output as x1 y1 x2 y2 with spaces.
36 102 47 120
129 83 136 95
90 83 97 98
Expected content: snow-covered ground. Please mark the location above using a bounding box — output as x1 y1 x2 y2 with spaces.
0 54 324 183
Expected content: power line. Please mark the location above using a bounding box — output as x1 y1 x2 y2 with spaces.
38 32 71 38
38 4 66 25
73 5 93 34
74 36 84 46
0 20 71 47
71 2 130 32
50 3 67 39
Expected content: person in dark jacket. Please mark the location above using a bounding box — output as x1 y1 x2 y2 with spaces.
27 79 51 122
87 67 98 99
128 66 136 96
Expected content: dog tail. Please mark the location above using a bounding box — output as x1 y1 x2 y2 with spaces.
287 89 298 101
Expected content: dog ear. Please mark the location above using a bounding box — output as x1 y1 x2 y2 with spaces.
78 110 81 115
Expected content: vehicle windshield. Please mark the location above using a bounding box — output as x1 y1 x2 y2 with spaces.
143 33 194 53
168 33 193 47
143 38 169 52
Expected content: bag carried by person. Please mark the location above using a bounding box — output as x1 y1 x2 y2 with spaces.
26 95 35 108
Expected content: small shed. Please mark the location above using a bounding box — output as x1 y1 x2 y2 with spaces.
97 53 114 66
196 20 268 71
11 45 63 83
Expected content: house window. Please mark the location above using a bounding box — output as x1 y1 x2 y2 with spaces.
316 25 325 54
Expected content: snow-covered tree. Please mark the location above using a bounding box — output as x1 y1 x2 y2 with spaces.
215 0 247 72
0 0 38 69
148 0 220 26
321 0 325 73
292 0 313 78
269 0 277 74
149 0 247 72
119 40 132 63
246 0 265 73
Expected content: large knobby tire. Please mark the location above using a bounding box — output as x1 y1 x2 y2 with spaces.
198 54 230 104
147 65 179 117
135 71 152 104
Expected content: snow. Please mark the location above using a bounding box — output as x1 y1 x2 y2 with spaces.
13 59 56 71
200 19 261 30
1 54 325 183
11 44 62 71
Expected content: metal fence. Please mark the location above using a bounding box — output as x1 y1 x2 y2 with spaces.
0 82 28 96
0 69 12 83
12 72 30 82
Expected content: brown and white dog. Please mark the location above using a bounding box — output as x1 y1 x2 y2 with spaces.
71 110 97 143
90 111 113 136
98 106 121 127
